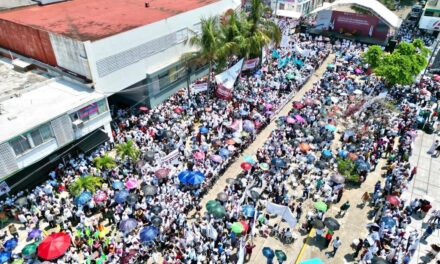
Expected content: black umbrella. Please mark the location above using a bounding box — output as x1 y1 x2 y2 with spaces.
324 217 340 230
165 130 173 138
371 256 390 264
151 205 162 215
144 151 155 161
250 190 260 201
142 185 157 196
313 219 325 229
127 193 138 205
151 216 162 227
315 160 327 169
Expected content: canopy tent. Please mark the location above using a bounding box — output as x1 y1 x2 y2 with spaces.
311 0 402 29
276 9 302 19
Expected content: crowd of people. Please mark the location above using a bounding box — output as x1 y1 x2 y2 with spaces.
0 16 439 264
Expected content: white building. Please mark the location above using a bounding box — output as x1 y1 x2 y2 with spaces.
272 0 324 19
0 0 242 107
0 61 111 192
419 0 440 32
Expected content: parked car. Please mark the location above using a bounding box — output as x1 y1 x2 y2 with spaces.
410 4 423 18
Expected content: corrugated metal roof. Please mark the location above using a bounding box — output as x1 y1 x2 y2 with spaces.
0 0 219 41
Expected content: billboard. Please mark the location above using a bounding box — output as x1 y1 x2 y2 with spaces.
419 16 440 31
331 11 389 40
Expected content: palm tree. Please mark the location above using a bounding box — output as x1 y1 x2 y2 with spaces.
116 139 141 161
94 154 117 170
69 175 103 197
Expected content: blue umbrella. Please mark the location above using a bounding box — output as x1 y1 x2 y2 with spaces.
271 158 286 169
112 181 124 190
0 252 11 263
119 218 138 233
139 226 159 243
338 150 348 158
3 238 18 251
306 154 316 163
322 149 332 157
74 191 92 206
356 162 370 172
199 127 209 134
242 205 256 218
178 170 192 184
243 120 255 133
219 148 230 158
325 124 336 132
28 229 42 239
300 258 324 264
262 247 275 259
244 155 256 164
240 109 249 116
186 171 205 185
381 217 396 228
115 190 129 204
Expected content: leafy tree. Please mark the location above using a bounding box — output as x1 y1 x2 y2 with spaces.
337 158 359 183
116 139 141 161
94 154 117 170
69 175 103 197
362 45 383 68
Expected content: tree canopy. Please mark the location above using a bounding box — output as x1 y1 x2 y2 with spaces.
362 39 430 86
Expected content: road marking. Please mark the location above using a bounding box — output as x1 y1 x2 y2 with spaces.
295 228 315 264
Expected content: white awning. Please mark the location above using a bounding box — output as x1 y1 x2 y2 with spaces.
311 0 402 29
276 9 302 19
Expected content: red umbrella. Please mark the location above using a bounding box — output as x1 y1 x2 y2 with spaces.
386 195 400 206
240 220 250 232
37 232 71 260
174 107 184 113
348 153 358 161
226 139 235 145
154 168 170 179
194 151 206 160
240 162 252 171
293 102 304 109
139 106 149 112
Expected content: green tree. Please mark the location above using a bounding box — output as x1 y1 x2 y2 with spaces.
69 175 103 197
116 139 141 161
337 158 359 183
94 154 117 170
362 45 383 68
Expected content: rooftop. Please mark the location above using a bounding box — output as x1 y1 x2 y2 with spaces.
0 0 35 11
0 0 218 41
0 77 104 144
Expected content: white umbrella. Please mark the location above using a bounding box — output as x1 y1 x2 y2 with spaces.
353 89 363 95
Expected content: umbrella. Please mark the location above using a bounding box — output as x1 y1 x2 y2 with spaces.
151 216 162 227
22 242 38 256
37 232 71 260
226 139 235 145
262 247 275 259
193 151 205 160
154 168 170 179
199 127 209 134
265 103 273 110
348 153 358 161
0 252 11 263
112 181 124 190
210 205 226 219
300 258 324 264
11 260 23 264
240 109 249 116
74 192 92 206
142 185 157 196
357 162 370 172
242 205 255 218
313 220 324 229
330 174 345 184
322 149 332 157
217 192 228 202
219 148 230 157
206 200 222 212
243 120 255 133
230 222 245 234
240 220 250 232
173 107 183 113
151 205 162 215
241 162 252 171
125 178 138 190
293 102 304 109
371 256 390 264
286 116 295 124
119 218 138 233
327 63 335 68
381 216 396 228
434 74 440 81
244 155 256 164
127 193 138 205
3 238 18 250
186 171 206 185
259 163 270 170
386 195 400 206
250 189 260 201
300 143 311 152
353 89 363 95
315 160 326 169
178 170 192 184
275 250 287 261
314 201 328 212
114 190 129 204
210 155 223 163
271 158 286 168
139 226 159 243
28 229 42 239
294 115 306 123
324 217 340 230
338 150 348 158
93 191 107 203
139 106 148 112
286 73 295 79
325 124 336 132
15 197 28 207
144 151 155 161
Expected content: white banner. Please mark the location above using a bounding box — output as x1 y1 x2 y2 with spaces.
266 202 297 228
159 149 180 166
419 16 440 30
280 34 290 48
0 181 10 196
192 82 208 93
242 58 260 70
215 59 244 89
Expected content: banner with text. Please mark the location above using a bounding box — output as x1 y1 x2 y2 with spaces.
215 59 244 100
159 149 180 166
192 82 208 94
242 58 260 71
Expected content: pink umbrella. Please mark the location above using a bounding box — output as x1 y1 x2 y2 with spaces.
355 68 362 74
194 151 206 160
420 88 431 95
93 191 107 203
262 66 268 72
254 121 262 127
210 155 223 163
434 74 440 81
286 117 296 124
304 98 314 106
264 103 273 110
294 115 305 123
125 178 138 190
293 102 304 109
229 120 240 131
154 168 170 179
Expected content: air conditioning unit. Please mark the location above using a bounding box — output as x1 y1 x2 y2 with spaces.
72 119 84 129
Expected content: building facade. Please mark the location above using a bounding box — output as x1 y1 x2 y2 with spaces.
273 0 323 19
419 0 440 32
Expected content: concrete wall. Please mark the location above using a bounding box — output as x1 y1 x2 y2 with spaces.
49 33 92 78
85 0 241 94
74 111 112 138
15 138 58 169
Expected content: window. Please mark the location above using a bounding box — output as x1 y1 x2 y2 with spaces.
30 124 53 146
97 99 107 114
425 11 434 16
10 136 31 156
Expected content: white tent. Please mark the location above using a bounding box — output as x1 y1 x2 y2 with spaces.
311 0 402 29
276 9 302 19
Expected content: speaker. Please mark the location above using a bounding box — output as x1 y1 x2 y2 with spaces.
385 39 397 53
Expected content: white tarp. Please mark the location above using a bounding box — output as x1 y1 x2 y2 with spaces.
215 59 244 89
266 202 297 228
276 9 302 19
